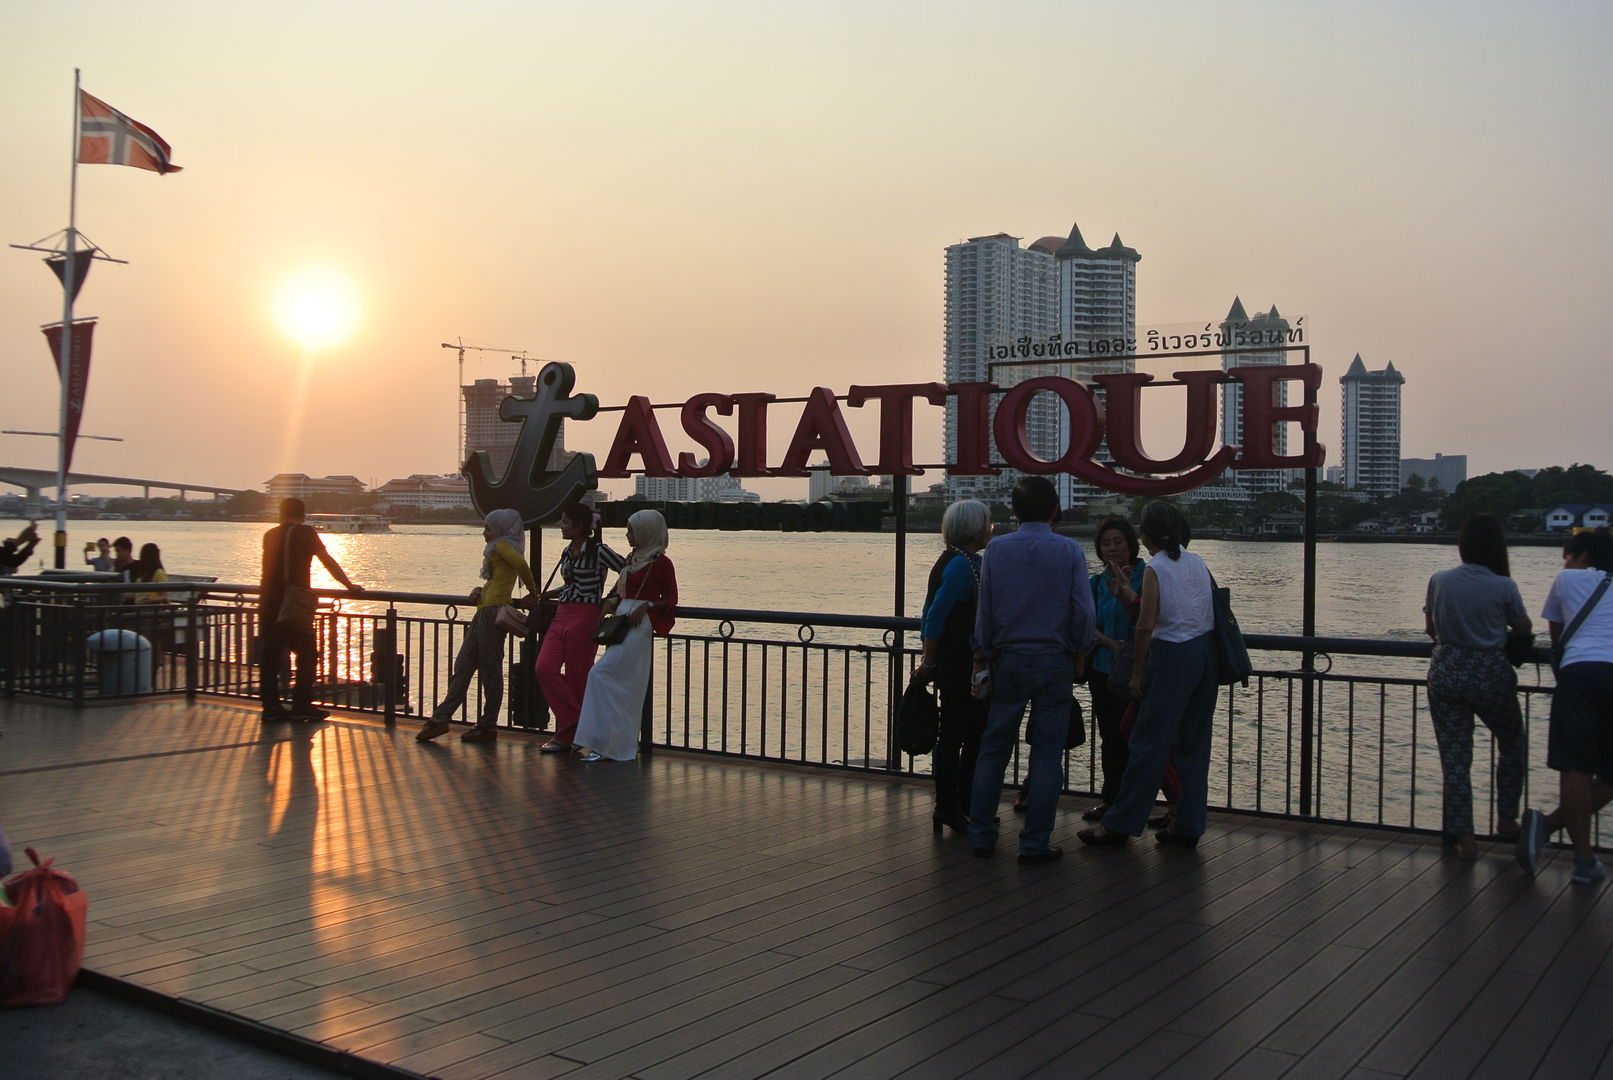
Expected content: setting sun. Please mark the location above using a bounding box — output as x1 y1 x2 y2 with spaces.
273 268 359 350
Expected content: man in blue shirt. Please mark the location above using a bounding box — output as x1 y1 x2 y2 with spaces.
969 477 1095 863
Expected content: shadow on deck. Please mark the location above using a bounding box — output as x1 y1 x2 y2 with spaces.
1 698 1610 1079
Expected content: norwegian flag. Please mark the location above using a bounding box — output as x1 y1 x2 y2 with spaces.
77 90 182 174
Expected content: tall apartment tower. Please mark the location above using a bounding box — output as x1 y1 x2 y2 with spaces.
462 375 566 478
1220 298 1291 493
1042 223 1140 509
1340 355 1405 498
942 234 1059 503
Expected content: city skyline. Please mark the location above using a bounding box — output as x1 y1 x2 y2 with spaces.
3 3 1609 504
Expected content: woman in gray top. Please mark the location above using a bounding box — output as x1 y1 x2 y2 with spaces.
1423 513 1531 860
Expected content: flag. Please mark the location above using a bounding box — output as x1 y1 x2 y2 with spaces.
45 251 93 304
42 320 97 474
78 90 182 174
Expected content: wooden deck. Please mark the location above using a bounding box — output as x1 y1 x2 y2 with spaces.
2 697 1611 1080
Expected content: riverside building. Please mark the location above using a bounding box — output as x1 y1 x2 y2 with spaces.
1220 298 1293 493
1339 355 1405 498
941 222 1138 510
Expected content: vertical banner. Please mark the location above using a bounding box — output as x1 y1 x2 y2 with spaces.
42 319 96 474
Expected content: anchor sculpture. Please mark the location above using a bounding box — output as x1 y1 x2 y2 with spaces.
463 361 599 525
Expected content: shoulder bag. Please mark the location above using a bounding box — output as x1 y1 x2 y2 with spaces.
1552 572 1612 674
593 557 656 647
1210 574 1253 687
275 525 317 632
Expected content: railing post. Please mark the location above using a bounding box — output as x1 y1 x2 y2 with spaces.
639 647 655 757
71 597 87 708
887 474 909 771
184 592 199 703
1299 350 1318 817
383 603 398 725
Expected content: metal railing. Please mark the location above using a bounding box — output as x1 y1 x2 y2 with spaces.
0 578 1583 844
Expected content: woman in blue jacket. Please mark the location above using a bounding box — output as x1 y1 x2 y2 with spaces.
1084 515 1147 820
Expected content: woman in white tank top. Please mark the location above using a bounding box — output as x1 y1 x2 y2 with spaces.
1080 501 1220 849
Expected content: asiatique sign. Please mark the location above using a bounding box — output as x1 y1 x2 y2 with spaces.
464 359 1325 525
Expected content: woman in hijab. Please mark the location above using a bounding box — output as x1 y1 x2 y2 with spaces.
573 509 678 762
417 508 537 744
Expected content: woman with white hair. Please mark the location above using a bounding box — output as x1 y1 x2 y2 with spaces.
915 499 993 833
417 508 536 744
574 509 679 762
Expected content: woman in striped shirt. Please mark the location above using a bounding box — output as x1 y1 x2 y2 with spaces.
534 501 626 752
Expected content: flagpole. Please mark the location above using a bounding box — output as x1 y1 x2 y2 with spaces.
53 69 82 569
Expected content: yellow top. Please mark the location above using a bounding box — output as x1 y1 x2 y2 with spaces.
136 567 169 605
479 541 536 608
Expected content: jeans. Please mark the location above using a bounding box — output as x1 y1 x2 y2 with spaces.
968 652 1076 854
259 614 317 710
1103 633 1217 837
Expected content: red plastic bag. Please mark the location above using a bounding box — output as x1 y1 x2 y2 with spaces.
1 847 89 1007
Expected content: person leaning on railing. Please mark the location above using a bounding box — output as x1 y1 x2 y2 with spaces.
1421 513 1529 861
915 499 992 836
573 509 678 763
1518 528 1613 885
532 501 626 753
417 508 536 745
260 498 363 723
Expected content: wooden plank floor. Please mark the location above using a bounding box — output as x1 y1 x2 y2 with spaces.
2 697 1611 1080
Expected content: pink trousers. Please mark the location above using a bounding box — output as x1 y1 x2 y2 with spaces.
534 603 601 744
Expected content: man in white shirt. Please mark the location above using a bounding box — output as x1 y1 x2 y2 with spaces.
1518 530 1613 884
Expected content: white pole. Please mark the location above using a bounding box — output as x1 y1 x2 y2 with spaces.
52 69 82 569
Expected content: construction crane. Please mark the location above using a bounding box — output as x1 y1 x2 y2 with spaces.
440 338 527 470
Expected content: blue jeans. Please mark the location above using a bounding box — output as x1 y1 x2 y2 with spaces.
1103 633 1217 837
968 652 1076 854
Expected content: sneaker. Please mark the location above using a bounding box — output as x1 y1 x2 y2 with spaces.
290 706 330 722
1572 859 1606 885
461 728 498 743
260 706 293 723
1516 808 1550 877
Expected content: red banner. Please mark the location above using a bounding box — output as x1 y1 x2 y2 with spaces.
42 320 96 474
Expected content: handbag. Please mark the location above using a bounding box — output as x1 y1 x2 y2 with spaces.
1552 572 1612 674
895 675 939 756
1065 690 1086 749
274 524 316 631
1108 642 1146 699
1210 577 1253 687
1505 626 1536 668
530 554 565 638
592 557 656 647
494 605 528 636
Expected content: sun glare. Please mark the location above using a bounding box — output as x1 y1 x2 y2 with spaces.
274 269 360 350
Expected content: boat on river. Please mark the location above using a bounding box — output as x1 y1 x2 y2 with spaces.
307 514 392 534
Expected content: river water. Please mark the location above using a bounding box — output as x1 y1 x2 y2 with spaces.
9 518 1568 644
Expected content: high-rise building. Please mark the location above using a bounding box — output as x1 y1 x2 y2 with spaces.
808 459 871 502
942 233 1058 504
1220 298 1292 493
1044 224 1140 509
462 375 566 479
635 464 759 502
941 223 1137 509
1340 355 1404 498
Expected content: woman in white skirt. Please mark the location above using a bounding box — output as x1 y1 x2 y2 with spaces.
574 509 678 762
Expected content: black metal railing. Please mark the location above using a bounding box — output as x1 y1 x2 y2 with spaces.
0 578 1585 845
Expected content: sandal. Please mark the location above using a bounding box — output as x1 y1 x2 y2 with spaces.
1077 826 1128 847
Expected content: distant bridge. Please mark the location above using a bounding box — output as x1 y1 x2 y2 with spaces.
0 466 243 501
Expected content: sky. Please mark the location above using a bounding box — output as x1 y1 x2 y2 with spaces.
3 0 1610 502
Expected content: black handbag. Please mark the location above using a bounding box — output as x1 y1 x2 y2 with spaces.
1108 643 1146 699
530 556 565 639
1505 626 1536 668
592 557 656 647
896 675 939 756
1065 691 1086 749
1211 578 1253 687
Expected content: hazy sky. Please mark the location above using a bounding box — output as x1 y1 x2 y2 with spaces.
4 1 1610 502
